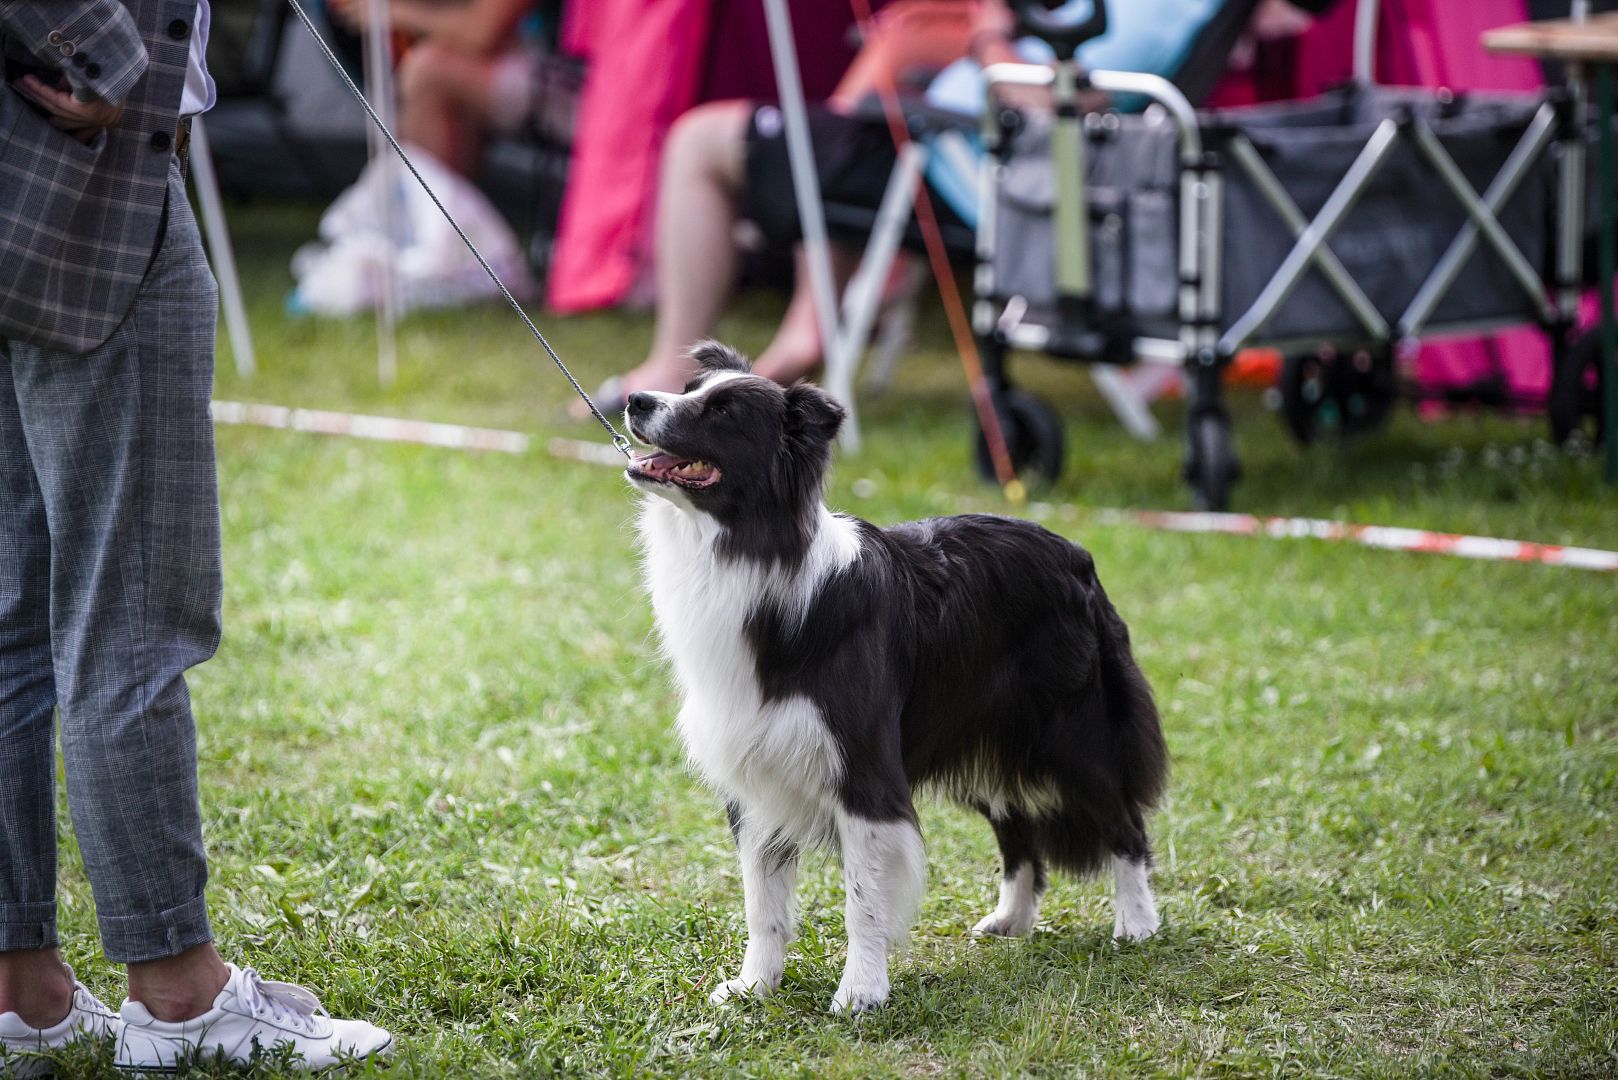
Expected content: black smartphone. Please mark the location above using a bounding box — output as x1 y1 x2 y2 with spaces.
4 52 68 91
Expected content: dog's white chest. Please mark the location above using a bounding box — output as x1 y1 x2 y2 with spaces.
638 502 856 838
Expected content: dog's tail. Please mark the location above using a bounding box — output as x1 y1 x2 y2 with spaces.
1094 588 1168 815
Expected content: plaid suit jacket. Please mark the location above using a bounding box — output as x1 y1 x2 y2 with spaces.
0 1 194 353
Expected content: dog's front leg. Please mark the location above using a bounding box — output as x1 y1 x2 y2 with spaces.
711 808 800 1004
831 809 926 1014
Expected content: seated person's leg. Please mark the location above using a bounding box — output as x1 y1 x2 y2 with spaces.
645 101 755 383
575 100 755 413
397 39 508 177
753 2 975 384
583 2 977 405
751 244 861 385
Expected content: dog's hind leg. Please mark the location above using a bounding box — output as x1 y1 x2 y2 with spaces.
972 810 1046 937
1112 853 1160 941
711 805 801 1004
830 808 926 1014
1111 811 1160 941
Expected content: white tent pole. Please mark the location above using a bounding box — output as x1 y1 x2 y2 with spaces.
761 0 853 442
362 0 399 387
826 142 924 431
188 116 256 378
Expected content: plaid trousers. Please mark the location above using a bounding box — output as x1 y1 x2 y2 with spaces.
0 161 221 964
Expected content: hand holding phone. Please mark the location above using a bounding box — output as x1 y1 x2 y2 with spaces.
11 72 124 143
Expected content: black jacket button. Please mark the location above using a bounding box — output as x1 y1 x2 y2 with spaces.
85 62 100 78
168 19 189 39
150 130 171 151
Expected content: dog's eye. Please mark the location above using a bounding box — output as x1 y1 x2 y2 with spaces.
709 399 729 416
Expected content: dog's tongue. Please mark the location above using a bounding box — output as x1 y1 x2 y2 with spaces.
630 449 720 487
632 449 678 472
635 450 696 482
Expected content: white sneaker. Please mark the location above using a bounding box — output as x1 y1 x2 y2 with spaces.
0 970 120 1079
115 963 392 1073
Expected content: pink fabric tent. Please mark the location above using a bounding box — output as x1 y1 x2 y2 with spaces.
1292 0 1543 94
549 0 871 313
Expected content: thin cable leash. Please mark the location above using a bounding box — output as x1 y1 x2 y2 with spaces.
282 0 632 458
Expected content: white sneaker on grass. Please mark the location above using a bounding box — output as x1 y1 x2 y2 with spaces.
115 963 392 1073
0 971 120 1079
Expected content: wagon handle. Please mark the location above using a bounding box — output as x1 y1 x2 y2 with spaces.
1010 1 1109 62
1352 0 1377 86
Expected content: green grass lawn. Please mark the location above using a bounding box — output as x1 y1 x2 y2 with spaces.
29 205 1618 1077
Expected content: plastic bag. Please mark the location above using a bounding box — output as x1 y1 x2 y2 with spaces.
290 144 537 316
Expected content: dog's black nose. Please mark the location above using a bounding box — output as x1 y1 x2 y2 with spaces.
626 392 658 417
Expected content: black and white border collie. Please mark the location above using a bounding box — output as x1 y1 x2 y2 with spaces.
628 342 1167 1014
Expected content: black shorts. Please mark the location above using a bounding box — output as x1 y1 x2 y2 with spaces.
741 104 966 249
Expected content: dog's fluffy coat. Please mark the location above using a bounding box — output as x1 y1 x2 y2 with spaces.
629 343 1167 1013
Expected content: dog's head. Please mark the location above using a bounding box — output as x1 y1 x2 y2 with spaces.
624 341 845 536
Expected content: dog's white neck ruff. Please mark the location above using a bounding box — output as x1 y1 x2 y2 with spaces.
638 497 863 842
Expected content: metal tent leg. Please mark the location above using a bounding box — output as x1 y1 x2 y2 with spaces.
188 117 256 379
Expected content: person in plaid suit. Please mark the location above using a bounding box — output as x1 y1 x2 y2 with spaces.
0 2 391 1070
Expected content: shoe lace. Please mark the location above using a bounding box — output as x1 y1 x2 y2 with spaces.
71 983 116 1021
236 968 330 1037
56 964 112 1022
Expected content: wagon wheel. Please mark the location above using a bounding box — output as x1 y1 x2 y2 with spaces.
974 389 1065 487
1185 408 1238 512
1550 327 1608 448
1279 347 1396 445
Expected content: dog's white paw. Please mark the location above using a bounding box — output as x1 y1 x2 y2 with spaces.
972 910 1036 938
709 976 774 1005
1112 856 1159 941
829 976 889 1015
1113 907 1161 942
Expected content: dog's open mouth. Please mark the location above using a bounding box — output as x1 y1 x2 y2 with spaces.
628 448 722 489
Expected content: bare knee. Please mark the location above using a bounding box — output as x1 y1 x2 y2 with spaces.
396 41 452 103
663 100 753 192
398 41 492 111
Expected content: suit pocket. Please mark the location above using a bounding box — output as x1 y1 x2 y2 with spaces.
0 81 23 149
0 82 108 163
0 84 110 248
0 83 113 344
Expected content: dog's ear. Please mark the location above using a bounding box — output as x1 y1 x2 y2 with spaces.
688 340 752 374
784 382 845 443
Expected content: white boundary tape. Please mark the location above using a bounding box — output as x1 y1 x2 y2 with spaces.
1096 509 1618 573
545 437 634 467
210 400 530 454
209 400 1615 573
